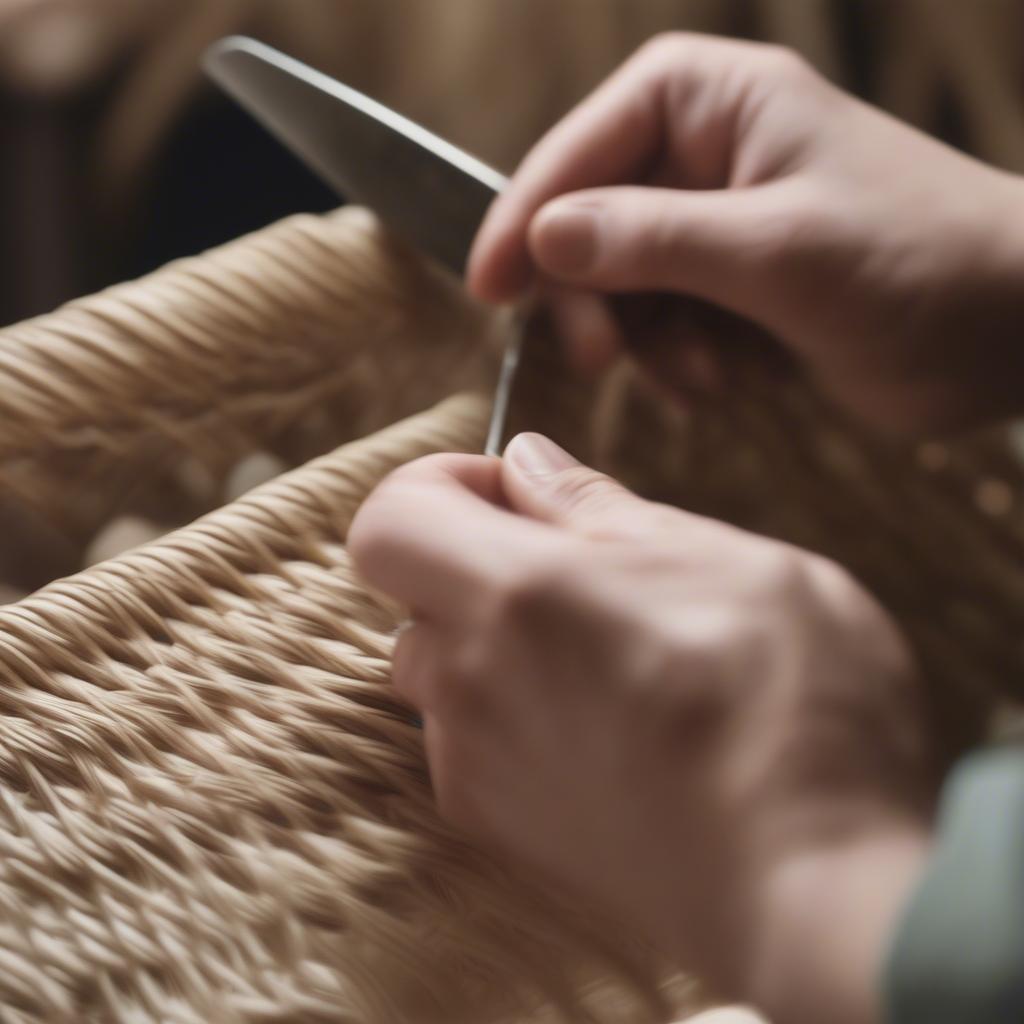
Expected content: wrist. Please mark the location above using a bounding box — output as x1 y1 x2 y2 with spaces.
744 817 932 1024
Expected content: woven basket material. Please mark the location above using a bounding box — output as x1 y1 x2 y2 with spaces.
0 395 685 1023
0 203 1022 1020
0 208 495 563
0 212 693 1022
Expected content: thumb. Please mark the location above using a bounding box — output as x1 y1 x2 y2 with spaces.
529 185 781 317
501 433 657 538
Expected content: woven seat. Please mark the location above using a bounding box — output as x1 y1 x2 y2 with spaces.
0 209 685 1023
0 394 686 1023
0 204 1022 1021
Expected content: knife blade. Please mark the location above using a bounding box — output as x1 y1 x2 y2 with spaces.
204 36 524 456
203 36 507 278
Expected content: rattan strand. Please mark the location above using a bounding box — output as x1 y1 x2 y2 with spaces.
1 204 1024 1020
0 207 496 555
0 395 690 1024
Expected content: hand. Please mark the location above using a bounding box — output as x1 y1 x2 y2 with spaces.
349 434 934 1024
468 33 1024 434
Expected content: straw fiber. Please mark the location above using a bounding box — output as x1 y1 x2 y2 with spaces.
0 205 1022 1020
0 208 689 1022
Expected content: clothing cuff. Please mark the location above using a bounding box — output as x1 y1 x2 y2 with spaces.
883 745 1024 1023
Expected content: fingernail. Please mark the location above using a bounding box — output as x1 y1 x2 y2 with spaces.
535 203 599 276
505 433 580 476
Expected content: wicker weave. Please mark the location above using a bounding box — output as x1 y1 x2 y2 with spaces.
0 204 1023 1020
0 209 694 1022
0 209 493 550
0 393 693 1023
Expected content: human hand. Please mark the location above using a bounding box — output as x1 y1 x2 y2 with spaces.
349 434 934 1024
469 34 1024 434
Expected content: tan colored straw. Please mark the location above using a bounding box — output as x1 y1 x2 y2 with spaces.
0 394 690 1023
0 207 695 1022
0 202 1022 1020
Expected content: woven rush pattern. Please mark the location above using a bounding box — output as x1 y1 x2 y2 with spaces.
1 202 1023 1019
0 207 496 572
0 394 681 1024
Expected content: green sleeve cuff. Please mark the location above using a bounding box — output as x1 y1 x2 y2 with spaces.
884 745 1024 1024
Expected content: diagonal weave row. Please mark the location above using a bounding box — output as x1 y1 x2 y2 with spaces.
1 202 1023 1020
0 395 681 1024
0 208 496 560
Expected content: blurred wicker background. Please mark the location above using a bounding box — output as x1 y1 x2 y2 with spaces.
4 2 1024 702
1 5 1024 1017
5 0 1024 325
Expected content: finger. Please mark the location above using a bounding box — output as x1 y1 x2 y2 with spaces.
391 620 442 709
348 453 557 620
528 185 790 320
467 33 774 302
500 434 662 539
501 434 741 547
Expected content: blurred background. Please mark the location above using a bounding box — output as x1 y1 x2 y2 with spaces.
3 0 1024 327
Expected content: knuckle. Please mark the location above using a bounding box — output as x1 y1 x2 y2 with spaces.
372 452 479 494
638 30 740 68
348 452 480 570
346 498 393 571
766 545 812 593
747 188 834 275
638 31 689 66
550 468 630 521
445 639 490 702
441 628 522 720
348 473 420 566
647 211 690 267
497 554 578 624
757 43 813 82
374 453 445 491
740 541 813 604
625 630 732 737
387 452 466 490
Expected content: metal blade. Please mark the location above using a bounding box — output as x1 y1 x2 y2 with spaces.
204 36 506 276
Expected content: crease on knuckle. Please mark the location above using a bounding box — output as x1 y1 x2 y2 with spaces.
549 468 629 521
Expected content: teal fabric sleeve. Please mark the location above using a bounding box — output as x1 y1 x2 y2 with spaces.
884 745 1024 1023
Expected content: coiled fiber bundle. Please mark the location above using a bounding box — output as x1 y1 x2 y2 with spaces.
0 205 1021 1021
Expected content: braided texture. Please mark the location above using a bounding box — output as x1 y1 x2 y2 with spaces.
0 208 494 552
0 203 1022 1019
0 395 681 1023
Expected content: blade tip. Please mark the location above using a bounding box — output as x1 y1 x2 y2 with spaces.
202 35 267 76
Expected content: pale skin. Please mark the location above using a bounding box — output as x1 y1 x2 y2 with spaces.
349 33 1024 1024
